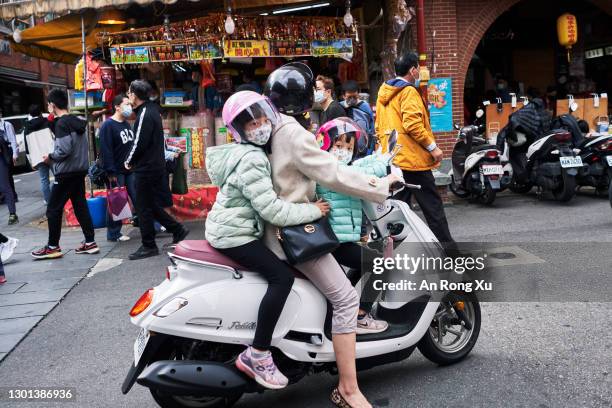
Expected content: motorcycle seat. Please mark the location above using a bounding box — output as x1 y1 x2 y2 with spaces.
173 240 307 279
472 144 498 152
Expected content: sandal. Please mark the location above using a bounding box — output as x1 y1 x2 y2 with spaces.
330 388 353 408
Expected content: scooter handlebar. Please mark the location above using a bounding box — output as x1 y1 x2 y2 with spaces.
390 181 422 191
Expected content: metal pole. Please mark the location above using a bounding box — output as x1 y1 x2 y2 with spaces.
81 12 93 195
415 0 429 104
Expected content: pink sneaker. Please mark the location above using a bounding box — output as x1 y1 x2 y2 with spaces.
235 347 288 390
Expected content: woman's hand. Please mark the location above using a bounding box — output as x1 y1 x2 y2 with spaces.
386 173 404 191
314 199 331 216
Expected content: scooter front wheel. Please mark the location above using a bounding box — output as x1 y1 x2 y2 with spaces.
449 175 470 199
417 292 481 366
151 389 242 408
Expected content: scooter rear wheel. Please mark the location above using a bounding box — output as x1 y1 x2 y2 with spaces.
449 175 470 199
552 170 576 202
477 182 496 205
417 292 481 366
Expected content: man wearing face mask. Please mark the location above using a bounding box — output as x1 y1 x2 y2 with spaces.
315 75 347 126
341 80 375 157
125 80 189 260
99 94 136 242
375 52 455 246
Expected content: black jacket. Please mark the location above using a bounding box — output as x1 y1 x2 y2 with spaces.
23 116 51 154
125 101 165 173
48 115 89 178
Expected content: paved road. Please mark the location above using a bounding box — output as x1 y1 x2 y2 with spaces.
0 185 611 408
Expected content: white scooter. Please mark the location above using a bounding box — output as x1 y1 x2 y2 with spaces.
122 142 481 408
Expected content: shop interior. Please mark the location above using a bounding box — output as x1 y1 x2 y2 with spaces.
464 0 611 123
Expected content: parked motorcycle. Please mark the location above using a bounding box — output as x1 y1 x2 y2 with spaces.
576 133 612 206
449 110 512 205
121 144 481 408
505 129 585 202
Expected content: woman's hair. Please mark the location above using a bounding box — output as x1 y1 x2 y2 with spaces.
337 132 356 146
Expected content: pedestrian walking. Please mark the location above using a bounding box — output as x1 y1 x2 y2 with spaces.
99 94 135 242
31 89 99 259
375 52 455 246
24 104 54 204
125 80 189 260
0 109 18 225
0 108 18 203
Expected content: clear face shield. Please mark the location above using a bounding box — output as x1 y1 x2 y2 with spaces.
230 99 281 145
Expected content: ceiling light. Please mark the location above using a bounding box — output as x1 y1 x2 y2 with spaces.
343 1 353 27
272 2 331 15
98 9 126 25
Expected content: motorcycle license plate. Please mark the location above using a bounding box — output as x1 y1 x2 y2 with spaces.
481 165 503 175
606 156 612 167
560 156 583 168
133 328 150 366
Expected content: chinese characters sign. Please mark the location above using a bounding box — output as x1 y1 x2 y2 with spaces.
427 78 453 133
150 44 189 62
224 40 270 57
189 43 223 60
110 47 150 64
311 39 353 56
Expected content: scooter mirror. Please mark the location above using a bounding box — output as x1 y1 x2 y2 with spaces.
476 109 484 119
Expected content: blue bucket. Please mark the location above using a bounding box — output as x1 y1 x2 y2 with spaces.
87 196 107 229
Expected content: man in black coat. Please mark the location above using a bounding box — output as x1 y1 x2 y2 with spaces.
125 80 189 260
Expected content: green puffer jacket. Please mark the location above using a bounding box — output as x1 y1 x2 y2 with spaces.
205 143 322 249
315 154 388 243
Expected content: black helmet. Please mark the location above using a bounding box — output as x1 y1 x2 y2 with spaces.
264 62 314 116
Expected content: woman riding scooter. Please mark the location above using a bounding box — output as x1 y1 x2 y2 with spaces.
205 91 330 390
263 62 402 408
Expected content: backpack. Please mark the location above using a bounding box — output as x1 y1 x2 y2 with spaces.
345 101 376 157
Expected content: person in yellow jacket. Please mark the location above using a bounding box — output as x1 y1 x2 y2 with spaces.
375 51 455 245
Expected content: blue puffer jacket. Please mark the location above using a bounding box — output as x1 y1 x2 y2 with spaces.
316 154 388 242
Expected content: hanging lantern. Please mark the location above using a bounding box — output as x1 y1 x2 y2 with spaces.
557 13 578 62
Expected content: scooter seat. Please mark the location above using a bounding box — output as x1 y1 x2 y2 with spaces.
173 240 307 279
472 144 497 152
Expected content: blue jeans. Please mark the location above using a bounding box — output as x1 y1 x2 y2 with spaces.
38 163 53 203
106 173 136 241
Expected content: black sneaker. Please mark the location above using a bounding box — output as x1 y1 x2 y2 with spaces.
172 227 190 244
75 242 100 254
129 245 159 260
8 214 18 225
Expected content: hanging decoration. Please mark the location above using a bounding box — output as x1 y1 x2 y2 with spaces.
100 14 356 65
557 13 578 62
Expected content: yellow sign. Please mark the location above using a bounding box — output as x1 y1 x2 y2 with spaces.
224 40 270 58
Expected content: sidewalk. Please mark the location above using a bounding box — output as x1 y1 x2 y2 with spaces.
0 172 125 362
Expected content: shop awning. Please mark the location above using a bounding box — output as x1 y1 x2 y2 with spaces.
0 0 319 19
9 9 123 64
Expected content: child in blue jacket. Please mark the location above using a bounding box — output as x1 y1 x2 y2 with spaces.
316 118 389 334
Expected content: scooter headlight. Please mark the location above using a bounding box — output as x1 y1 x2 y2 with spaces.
153 297 188 318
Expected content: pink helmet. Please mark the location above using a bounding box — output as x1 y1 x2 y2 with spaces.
317 117 363 153
222 91 280 143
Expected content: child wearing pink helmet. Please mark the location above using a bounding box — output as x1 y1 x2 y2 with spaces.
205 91 330 389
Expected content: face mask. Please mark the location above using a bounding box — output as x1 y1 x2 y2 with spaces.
314 90 326 104
345 97 359 107
245 122 272 146
497 83 506 91
121 105 133 119
48 104 54 115
149 95 159 101
331 147 353 164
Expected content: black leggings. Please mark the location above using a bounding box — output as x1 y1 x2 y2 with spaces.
217 240 295 350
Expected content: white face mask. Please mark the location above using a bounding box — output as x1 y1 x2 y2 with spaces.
121 105 133 119
314 90 326 104
331 147 353 164
245 122 272 146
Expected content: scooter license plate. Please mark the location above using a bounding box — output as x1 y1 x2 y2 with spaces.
560 156 583 168
481 165 503 175
133 328 150 366
606 156 612 167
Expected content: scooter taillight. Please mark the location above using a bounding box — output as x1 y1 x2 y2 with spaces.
489 175 500 180
166 267 171 280
485 150 498 159
554 132 571 142
130 289 154 317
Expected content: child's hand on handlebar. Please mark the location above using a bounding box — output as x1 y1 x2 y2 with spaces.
314 199 331 216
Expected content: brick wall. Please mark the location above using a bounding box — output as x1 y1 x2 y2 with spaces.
408 0 523 155
0 49 74 93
